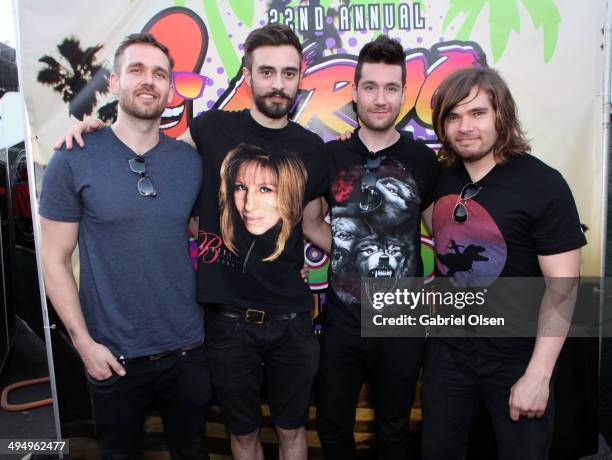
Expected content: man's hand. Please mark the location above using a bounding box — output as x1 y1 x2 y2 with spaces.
336 130 353 141
300 264 310 282
53 118 106 150
507 249 581 421
75 338 126 380
508 371 550 421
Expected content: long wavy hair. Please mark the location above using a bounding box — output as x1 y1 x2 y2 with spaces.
432 68 531 167
219 143 307 262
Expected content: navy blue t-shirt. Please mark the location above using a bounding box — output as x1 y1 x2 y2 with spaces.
39 127 204 358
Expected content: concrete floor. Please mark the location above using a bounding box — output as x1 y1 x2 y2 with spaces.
0 318 55 459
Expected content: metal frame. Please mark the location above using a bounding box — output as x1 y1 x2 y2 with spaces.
13 0 64 454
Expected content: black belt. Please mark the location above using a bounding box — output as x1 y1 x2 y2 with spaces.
207 303 303 325
130 339 204 362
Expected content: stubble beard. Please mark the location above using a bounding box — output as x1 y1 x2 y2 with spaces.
357 104 399 132
119 88 167 120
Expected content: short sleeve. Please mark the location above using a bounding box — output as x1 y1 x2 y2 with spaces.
531 171 586 255
38 151 81 222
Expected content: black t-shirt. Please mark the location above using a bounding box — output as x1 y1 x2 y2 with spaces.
432 153 587 360
324 131 439 334
189 109 326 313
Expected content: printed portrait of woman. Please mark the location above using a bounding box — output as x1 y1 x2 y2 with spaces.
219 143 307 261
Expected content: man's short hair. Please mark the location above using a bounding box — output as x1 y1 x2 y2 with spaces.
432 67 531 167
243 24 303 70
113 33 174 74
355 35 406 86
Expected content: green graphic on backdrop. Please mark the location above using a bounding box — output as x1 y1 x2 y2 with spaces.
443 0 560 62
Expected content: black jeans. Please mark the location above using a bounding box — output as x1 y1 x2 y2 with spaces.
316 327 424 460
421 340 554 460
88 344 211 460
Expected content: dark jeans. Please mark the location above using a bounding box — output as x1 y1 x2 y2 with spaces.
88 344 211 460
206 310 319 435
421 340 554 460
316 327 424 460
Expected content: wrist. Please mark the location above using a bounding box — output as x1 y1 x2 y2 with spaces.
524 363 553 381
72 334 95 352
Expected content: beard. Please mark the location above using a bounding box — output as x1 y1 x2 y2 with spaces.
356 104 400 132
252 87 296 120
119 86 167 120
450 140 496 163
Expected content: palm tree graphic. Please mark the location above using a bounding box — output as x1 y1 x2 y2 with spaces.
443 0 560 63
37 36 111 120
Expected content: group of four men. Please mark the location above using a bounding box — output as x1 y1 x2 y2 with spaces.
40 22 585 460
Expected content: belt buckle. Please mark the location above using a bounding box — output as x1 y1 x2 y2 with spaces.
245 308 265 325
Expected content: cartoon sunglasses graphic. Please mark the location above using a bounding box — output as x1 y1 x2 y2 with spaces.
172 71 212 100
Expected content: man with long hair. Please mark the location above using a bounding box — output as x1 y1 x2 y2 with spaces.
56 24 326 460
423 67 586 459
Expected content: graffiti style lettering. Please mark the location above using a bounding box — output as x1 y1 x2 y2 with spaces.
295 60 358 140
198 231 223 264
218 74 252 112
412 44 484 127
217 41 485 143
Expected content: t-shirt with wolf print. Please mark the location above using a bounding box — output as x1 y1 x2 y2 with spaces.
323 131 439 335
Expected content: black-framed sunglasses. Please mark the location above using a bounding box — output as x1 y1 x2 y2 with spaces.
359 152 385 213
128 157 156 197
452 182 481 223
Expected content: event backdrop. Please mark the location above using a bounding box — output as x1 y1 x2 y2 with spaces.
16 0 607 281
13 1 608 456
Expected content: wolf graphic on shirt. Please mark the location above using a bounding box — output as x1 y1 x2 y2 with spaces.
330 161 421 305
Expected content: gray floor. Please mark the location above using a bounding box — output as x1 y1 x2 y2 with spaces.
0 318 55 459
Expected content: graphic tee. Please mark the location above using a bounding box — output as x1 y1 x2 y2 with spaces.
325 132 439 334
432 153 587 360
189 109 326 313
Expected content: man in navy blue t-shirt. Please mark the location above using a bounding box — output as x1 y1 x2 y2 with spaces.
40 33 210 459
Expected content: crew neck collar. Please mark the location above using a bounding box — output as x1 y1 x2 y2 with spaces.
244 109 292 138
351 127 403 156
